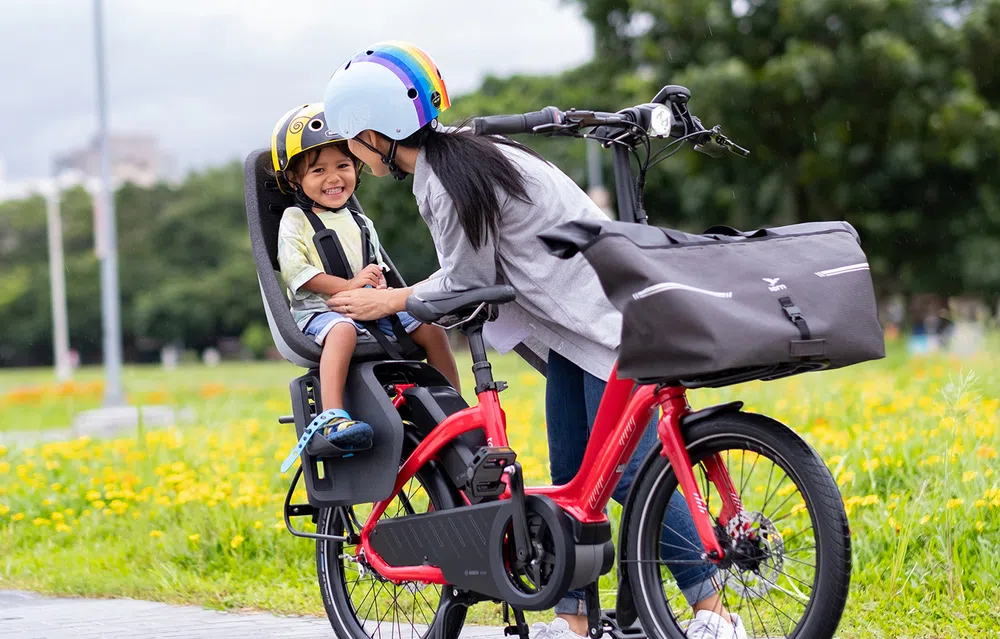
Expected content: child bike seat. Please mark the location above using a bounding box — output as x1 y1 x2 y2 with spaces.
244 148 424 368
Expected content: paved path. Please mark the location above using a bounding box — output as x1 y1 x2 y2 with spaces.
0 590 503 638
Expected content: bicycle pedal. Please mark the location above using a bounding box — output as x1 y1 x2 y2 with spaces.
465 446 516 498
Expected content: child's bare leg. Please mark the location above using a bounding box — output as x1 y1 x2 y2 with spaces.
319 322 357 411
410 324 461 393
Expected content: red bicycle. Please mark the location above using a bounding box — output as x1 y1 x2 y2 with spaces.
281 87 851 639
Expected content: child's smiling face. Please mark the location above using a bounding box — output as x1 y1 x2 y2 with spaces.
294 144 357 210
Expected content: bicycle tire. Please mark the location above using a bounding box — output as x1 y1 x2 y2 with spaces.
625 411 851 639
315 456 467 639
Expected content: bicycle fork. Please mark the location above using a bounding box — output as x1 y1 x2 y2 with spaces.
656 389 745 562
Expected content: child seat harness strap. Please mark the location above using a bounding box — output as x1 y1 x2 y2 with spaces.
302 210 417 359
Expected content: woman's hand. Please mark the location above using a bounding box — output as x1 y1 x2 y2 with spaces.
348 264 384 290
328 287 407 321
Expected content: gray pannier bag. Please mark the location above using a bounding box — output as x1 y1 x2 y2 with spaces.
540 218 885 388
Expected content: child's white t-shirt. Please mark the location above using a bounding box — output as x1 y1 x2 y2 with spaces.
276 206 386 329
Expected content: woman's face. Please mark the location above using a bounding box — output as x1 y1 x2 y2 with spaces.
348 132 390 178
295 145 357 209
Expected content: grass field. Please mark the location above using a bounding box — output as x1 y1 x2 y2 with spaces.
0 344 997 637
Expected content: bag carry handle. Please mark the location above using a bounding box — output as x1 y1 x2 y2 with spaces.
702 224 770 239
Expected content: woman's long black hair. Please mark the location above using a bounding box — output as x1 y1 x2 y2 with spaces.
399 123 547 250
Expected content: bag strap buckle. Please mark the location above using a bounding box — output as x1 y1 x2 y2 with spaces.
779 296 812 342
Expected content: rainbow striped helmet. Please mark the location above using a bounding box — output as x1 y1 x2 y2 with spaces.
324 41 451 141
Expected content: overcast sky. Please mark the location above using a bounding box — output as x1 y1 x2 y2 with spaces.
0 0 594 182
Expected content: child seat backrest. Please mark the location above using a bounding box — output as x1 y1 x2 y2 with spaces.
243 148 416 368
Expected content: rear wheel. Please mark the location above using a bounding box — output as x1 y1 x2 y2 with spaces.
315 458 466 639
626 412 851 638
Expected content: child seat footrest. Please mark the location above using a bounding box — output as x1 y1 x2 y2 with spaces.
305 436 373 458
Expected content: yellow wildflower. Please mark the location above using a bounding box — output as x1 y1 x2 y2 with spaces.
149 530 164 538
230 535 245 549
946 498 965 509
12 513 25 522
188 534 200 542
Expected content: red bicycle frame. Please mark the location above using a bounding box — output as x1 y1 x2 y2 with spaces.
358 363 743 584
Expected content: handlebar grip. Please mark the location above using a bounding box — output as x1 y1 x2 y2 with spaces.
471 107 563 135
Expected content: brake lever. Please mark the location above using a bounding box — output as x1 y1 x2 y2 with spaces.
532 122 581 136
722 137 751 158
693 125 750 159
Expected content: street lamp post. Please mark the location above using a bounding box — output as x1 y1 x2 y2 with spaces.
93 0 125 406
45 187 72 381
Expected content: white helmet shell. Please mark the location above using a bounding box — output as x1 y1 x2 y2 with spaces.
324 42 451 142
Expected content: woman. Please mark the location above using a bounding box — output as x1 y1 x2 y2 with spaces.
323 41 746 639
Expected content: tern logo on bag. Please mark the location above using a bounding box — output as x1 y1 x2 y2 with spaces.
763 277 787 292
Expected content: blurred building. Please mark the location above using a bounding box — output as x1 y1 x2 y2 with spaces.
53 133 175 188
0 134 175 204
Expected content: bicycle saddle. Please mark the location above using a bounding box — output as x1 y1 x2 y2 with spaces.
406 285 516 323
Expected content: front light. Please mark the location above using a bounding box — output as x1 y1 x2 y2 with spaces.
648 104 674 138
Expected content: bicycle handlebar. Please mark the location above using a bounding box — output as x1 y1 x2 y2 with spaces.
471 107 629 136
471 107 564 135
469 86 750 159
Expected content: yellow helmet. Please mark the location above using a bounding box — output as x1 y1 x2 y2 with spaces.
270 103 353 194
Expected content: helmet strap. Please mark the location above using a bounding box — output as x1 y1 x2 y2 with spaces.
384 140 408 181
355 135 408 181
291 185 324 212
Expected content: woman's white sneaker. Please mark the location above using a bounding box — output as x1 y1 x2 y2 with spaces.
684 610 749 639
541 618 587 639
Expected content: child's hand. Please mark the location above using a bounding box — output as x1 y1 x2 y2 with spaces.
349 264 383 289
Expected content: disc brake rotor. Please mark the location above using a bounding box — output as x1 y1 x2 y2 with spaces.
723 510 785 600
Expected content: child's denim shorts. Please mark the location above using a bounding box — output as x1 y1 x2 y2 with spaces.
303 310 421 345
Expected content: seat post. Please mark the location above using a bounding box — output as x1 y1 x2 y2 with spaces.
462 323 504 394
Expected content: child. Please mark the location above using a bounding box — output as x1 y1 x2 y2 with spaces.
271 104 460 468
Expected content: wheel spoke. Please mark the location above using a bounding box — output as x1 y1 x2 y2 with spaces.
781 553 817 571
735 569 771 638
781 527 815 546
740 449 760 497
659 521 707 553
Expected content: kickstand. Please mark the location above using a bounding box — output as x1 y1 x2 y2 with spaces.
431 589 474 639
503 602 530 639
584 581 604 639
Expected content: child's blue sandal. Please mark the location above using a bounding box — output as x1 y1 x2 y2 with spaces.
280 409 374 473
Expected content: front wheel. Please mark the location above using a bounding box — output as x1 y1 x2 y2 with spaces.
626 412 851 639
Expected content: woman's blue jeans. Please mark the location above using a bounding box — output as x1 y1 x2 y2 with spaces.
545 350 719 615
